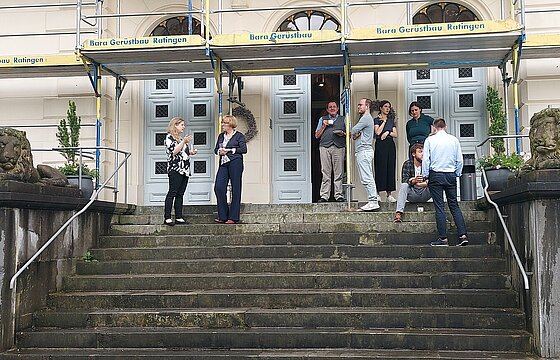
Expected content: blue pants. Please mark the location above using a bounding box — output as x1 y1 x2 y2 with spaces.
428 171 467 239
214 158 244 221
164 170 189 219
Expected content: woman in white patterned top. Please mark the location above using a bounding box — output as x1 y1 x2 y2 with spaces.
164 117 197 226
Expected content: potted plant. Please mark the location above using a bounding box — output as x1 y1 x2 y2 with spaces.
56 100 97 198
478 86 523 191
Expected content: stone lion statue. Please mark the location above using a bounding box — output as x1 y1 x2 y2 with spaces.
0 127 68 186
521 108 560 173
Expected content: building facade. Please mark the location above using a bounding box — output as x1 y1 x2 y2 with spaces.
1 0 559 205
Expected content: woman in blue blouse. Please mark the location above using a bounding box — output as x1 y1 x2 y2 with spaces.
374 100 398 202
406 101 434 148
214 115 248 224
164 117 197 226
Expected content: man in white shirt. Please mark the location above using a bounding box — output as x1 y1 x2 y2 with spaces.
422 118 468 246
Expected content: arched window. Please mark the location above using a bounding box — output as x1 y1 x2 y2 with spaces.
277 10 340 32
413 2 479 24
150 16 202 36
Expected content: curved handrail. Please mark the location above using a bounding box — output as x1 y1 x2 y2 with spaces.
476 134 529 290
9 147 131 290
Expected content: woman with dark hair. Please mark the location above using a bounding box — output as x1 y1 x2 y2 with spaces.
214 115 247 224
406 101 434 148
164 117 198 226
373 100 398 202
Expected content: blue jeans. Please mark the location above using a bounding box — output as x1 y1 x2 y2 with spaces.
428 171 467 239
356 148 378 202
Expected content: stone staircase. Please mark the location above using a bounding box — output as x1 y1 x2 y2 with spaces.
2 203 536 359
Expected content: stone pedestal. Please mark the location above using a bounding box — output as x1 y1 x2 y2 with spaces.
493 170 560 358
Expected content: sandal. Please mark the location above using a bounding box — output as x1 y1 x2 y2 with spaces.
393 212 402 223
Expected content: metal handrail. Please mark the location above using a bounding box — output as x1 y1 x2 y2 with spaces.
476 134 529 290
9 146 131 291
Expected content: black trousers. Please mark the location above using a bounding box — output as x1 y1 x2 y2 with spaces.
374 137 396 192
164 170 189 219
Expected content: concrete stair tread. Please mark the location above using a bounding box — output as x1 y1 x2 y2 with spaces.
54 288 516 296
37 306 524 315
2 348 537 359
19 326 532 335
68 271 507 278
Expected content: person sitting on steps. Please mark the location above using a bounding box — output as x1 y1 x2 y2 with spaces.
394 143 431 223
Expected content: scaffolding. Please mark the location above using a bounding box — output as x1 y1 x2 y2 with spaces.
1 0 558 200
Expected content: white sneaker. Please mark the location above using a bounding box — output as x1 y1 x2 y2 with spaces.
387 195 397 203
360 201 380 211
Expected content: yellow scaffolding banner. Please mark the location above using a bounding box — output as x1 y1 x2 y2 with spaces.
525 34 560 47
212 30 340 46
0 54 82 68
349 19 522 40
82 35 205 51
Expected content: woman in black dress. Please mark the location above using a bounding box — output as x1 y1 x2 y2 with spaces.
374 100 398 202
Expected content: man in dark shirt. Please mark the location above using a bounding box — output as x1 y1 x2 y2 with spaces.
315 101 346 202
394 143 431 222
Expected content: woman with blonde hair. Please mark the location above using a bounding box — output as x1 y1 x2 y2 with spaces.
214 115 247 224
163 116 197 225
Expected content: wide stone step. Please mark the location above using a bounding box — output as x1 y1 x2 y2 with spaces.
48 289 519 309
16 327 531 352
0 348 538 359
117 210 489 225
132 202 482 215
108 221 493 236
33 307 525 330
98 231 492 248
77 257 506 275
88 245 501 261
62 272 510 291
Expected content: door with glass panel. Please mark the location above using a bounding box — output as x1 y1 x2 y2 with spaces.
144 78 215 205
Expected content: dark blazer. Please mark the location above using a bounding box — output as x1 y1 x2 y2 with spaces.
214 131 248 163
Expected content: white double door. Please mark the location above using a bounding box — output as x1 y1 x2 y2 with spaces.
143 78 215 205
407 67 487 197
271 74 312 203
406 67 487 158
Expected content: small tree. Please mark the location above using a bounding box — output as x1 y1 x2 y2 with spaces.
478 86 524 172
486 86 507 155
56 101 96 177
56 100 81 165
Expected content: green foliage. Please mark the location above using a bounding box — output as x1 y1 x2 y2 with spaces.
58 163 98 178
82 250 98 263
480 87 524 172
478 153 524 172
486 86 507 155
56 101 97 178
56 101 81 165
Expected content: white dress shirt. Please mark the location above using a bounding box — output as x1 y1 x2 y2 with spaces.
422 129 463 177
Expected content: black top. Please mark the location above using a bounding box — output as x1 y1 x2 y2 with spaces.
374 117 396 140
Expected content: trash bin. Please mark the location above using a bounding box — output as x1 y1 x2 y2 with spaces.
460 159 477 201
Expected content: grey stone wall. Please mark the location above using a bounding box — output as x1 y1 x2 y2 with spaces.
492 170 560 358
0 180 134 351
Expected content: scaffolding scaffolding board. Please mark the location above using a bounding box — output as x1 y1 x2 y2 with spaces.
0 54 88 78
347 19 523 72
523 34 560 59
